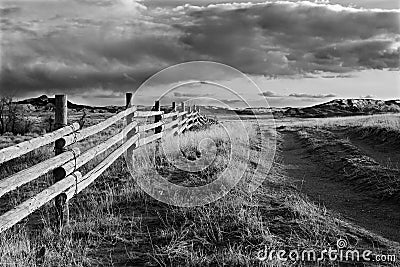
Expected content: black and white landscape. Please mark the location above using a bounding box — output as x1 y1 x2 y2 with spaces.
0 0 399 266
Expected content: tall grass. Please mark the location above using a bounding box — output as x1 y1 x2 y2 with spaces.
285 113 400 131
0 120 396 266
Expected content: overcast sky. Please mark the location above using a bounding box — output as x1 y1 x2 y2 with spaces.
0 0 399 107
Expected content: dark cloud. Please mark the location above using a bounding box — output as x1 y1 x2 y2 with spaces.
177 2 399 75
0 16 183 96
0 1 399 98
314 39 400 70
259 91 282 97
0 6 20 16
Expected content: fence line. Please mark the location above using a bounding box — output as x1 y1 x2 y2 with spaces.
0 94 208 233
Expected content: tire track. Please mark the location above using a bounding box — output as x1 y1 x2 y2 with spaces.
334 128 400 170
281 130 400 243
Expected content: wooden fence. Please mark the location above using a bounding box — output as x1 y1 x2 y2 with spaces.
0 93 209 233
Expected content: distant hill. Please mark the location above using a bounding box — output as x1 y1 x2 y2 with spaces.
211 99 400 118
16 95 180 113
17 95 124 113
282 99 400 118
16 95 400 118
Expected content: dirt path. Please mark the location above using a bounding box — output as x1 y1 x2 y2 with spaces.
281 131 400 243
334 129 400 169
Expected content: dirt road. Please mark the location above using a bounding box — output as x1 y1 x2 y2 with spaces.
281 129 400 243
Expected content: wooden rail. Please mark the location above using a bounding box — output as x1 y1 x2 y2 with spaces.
0 171 82 233
0 147 81 198
65 134 140 201
137 121 163 133
0 94 208 233
53 121 138 178
0 122 80 164
56 106 137 147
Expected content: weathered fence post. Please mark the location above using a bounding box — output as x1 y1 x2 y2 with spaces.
126 92 132 108
171 102 177 132
179 102 186 135
126 92 137 136
154 101 162 134
54 95 67 152
154 101 162 163
125 93 135 135
181 102 186 114
54 95 69 231
193 105 197 125
125 93 137 165
188 106 193 129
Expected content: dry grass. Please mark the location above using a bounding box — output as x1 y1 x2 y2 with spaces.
0 115 398 266
280 113 400 132
275 114 400 200
296 128 400 200
278 114 400 151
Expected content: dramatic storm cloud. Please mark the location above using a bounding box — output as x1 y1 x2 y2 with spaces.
176 1 399 74
0 0 399 103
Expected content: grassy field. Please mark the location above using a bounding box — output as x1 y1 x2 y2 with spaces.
0 112 399 266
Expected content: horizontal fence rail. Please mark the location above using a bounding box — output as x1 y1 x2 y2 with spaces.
137 121 163 133
53 121 138 179
134 111 164 117
0 171 82 233
0 94 209 233
0 147 81 198
65 133 140 201
56 106 137 148
0 122 80 164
